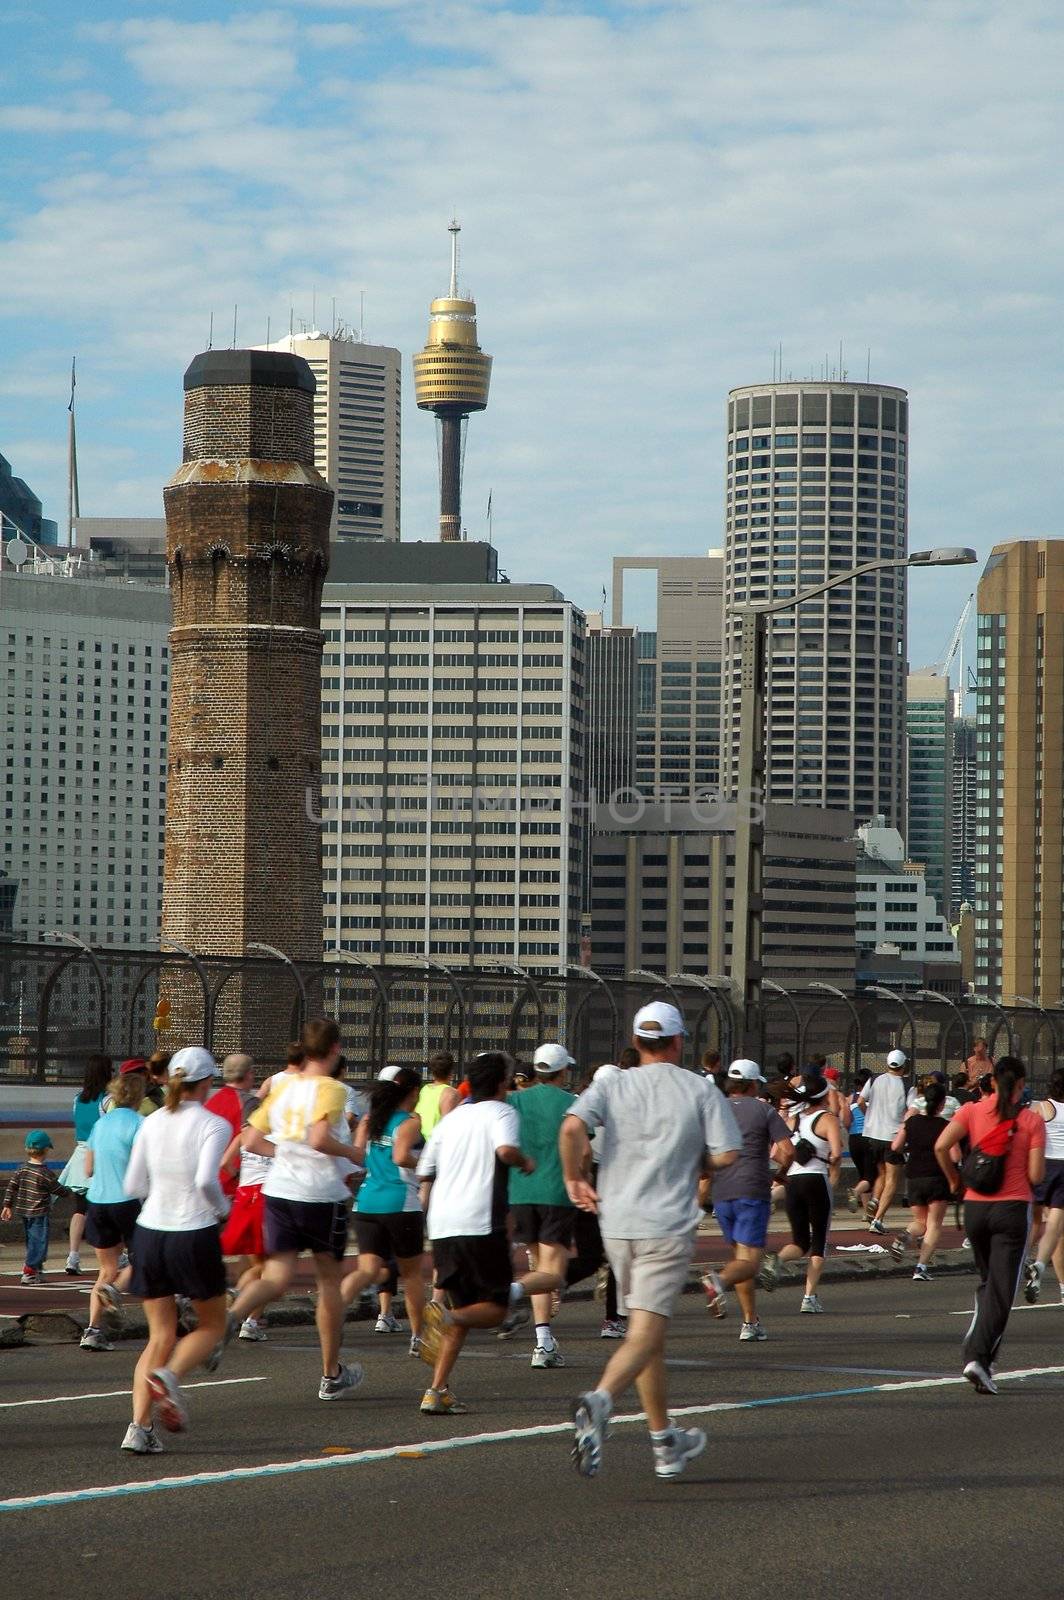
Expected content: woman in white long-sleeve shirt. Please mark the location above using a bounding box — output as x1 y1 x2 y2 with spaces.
120 1046 230 1454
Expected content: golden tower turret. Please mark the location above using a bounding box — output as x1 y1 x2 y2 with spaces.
413 220 492 541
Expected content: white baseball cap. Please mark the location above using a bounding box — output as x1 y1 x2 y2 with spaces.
533 1042 575 1073
168 1046 218 1085
887 1049 907 1068
632 1001 688 1040
727 1058 767 1083
377 1064 403 1082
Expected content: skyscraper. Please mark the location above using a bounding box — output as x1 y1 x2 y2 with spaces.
584 614 636 802
721 382 908 828
906 670 954 916
952 715 977 910
255 331 401 544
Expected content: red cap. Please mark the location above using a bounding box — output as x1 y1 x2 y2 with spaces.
823 1066 840 1082
119 1057 148 1075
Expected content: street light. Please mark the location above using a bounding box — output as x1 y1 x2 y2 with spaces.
731 545 977 1055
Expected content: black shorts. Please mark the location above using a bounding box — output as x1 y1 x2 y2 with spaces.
907 1176 951 1208
864 1138 896 1170
71 1192 88 1217
510 1203 575 1247
1035 1158 1064 1210
264 1196 349 1261
129 1223 226 1302
354 1211 424 1261
433 1231 513 1308
84 1198 140 1250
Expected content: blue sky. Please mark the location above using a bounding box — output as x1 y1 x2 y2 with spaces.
2 0 1062 678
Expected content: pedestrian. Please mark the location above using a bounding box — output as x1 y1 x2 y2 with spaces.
141 1051 172 1112
761 1073 844 1312
206 1053 257 1199
255 1039 306 1102
80 1070 144 1351
964 1037 993 1092
60 1052 112 1275
701 1058 794 1341
2 1130 67 1284
1023 1067 1064 1304
218 1098 275 1343
121 1047 231 1451
340 1067 427 1359
935 1056 1045 1394
416 1051 460 1139
563 1062 629 1340
508 1041 578 1368
228 1019 365 1402
887 1080 955 1279
858 1050 908 1233
560 1001 741 1481
821 1066 853 1131
846 1068 873 1213
415 1051 563 1416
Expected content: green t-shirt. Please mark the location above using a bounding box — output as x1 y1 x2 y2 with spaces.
508 1082 576 1207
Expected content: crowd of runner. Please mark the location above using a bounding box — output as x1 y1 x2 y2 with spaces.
3 1011 1059 1478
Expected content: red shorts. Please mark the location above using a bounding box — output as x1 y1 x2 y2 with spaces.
220 1185 266 1258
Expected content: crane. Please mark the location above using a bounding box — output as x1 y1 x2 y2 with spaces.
926 591 974 715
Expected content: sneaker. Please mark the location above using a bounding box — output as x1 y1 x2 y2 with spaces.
912 1264 932 1282
963 1359 997 1396
652 1425 707 1480
889 1235 907 1263
175 1295 197 1334
238 1317 266 1342
572 1390 612 1479
65 1253 81 1276
1024 1259 1044 1305
418 1299 452 1366
756 1252 779 1292
147 1367 189 1433
865 1197 879 1220
800 1294 824 1314
846 1190 861 1214
599 1318 627 1340
408 1334 422 1359
19 1268 43 1286
701 1270 727 1319
99 1281 125 1321
117 1250 130 1271
420 1385 468 1415
497 1296 532 1340
204 1312 239 1374
869 1218 887 1236
531 1343 566 1368
318 1361 365 1401
120 1422 163 1455
374 1312 402 1333
80 1325 115 1352
739 1319 767 1341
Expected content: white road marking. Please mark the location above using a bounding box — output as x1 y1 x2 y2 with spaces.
0 1377 267 1410
949 1302 1064 1315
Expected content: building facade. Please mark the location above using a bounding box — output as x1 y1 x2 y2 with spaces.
856 817 961 967
951 714 977 911
584 614 636 802
0 451 58 545
721 382 908 828
906 670 953 916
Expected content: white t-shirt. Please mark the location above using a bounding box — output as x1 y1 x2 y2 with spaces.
862 1071 907 1142
417 1099 520 1240
249 1075 353 1204
124 1101 230 1232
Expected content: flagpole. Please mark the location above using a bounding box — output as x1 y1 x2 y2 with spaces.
67 357 80 547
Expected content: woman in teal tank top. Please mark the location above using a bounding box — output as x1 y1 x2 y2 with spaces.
341 1068 426 1353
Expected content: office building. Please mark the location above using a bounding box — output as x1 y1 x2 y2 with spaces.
588 801 855 989
255 331 401 543
975 540 1064 1004
1 452 58 544
856 817 961 971
584 614 636 801
72 518 168 584
0 565 169 947
952 715 977 911
721 382 908 828
611 553 724 799
906 670 953 915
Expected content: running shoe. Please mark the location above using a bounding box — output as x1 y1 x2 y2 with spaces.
701 1270 727 1319
147 1367 189 1433
800 1294 824 1314
572 1390 612 1479
418 1299 452 1366
846 1190 861 1214
318 1361 365 1401
889 1234 907 1262
19 1268 43 1286
497 1296 532 1339
652 1426 706 1481
117 1250 130 1270
912 1264 932 1282
531 1343 566 1368
1024 1259 1044 1305
80 1325 115 1352
869 1218 887 1236
739 1320 767 1342
865 1197 879 1219
756 1252 779 1292
408 1334 422 1359
599 1318 627 1340
963 1359 997 1396
120 1422 164 1455
65 1253 81 1276
238 1317 266 1342
99 1282 124 1320
374 1312 402 1333
420 1386 468 1415
203 1312 239 1374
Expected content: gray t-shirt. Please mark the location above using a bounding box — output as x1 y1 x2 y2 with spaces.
862 1071 907 1142
711 1095 791 1203
570 1063 741 1239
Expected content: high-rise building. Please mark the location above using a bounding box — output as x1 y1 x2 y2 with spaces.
975 539 1064 1004
906 670 954 916
610 553 724 799
584 613 636 802
952 714 977 910
0 561 169 946
255 332 401 544
855 816 961 972
1 452 58 545
721 382 909 828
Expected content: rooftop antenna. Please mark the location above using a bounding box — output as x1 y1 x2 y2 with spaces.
359 290 365 342
312 287 317 327
289 304 294 338
839 339 844 382
208 311 214 350
232 304 238 348
448 217 461 298
265 315 271 345
66 357 80 548
866 347 871 382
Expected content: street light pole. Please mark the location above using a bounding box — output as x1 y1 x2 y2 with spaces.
730 547 976 1056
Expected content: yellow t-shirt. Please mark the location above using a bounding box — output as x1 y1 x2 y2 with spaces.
248 1075 351 1203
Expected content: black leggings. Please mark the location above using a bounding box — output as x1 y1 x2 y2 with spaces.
566 1205 619 1322
848 1134 876 1187
962 1200 1031 1369
785 1174 832 1258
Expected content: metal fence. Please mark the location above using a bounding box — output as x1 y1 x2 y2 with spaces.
1 938 1060 1092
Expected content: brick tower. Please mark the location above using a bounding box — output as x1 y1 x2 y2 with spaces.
161 351 332 1051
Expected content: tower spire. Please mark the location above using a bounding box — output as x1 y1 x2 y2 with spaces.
448 218 460 298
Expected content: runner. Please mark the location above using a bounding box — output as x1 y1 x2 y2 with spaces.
887 1080 955 1279
964 1037 993 1092
206 1054 257 1199
821 1066 852 1131
255 1039 307 1101
845 1068 873 1213
120 1047 230 1452
340 1066 426 1359
142 1050 172 1112
935 1055 1045 1394
701 1058 794 1340
416 1052 459 1139
761 1073 843 1312
415 1051 562 1416
1023 1067 1064 1303
858 1050 908 1233
79 1070 143 1351
60 1053 111 1275
560 1001 741 1481
229 1019 364 1402
218 1098 275 1342
564 1062 628 1340
509 1042 577 1368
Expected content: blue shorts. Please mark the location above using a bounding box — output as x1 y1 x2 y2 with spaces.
714 1197 772 1249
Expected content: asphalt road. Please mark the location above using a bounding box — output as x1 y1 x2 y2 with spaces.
3 1272 1064 1599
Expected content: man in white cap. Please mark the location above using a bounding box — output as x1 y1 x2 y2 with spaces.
700 1059 794 1340
858 1049 909 1234
560 1001 741 1481
508 1041 577 1368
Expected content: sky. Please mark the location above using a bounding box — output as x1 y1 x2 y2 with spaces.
2 0 1062 682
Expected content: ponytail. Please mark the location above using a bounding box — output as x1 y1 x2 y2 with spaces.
993 1055 1026 1120
164 1078 198 1114
366 1068 422 1142
923 1082 946 1117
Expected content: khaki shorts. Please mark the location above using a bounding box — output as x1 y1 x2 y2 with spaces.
602 1230 697 1319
